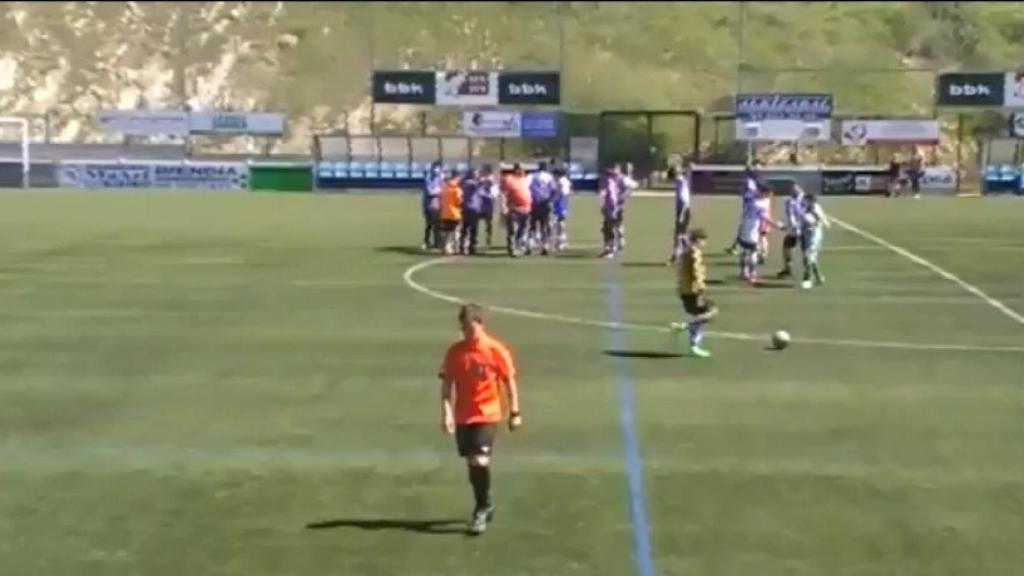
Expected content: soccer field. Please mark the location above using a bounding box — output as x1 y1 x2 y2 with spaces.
0 190 1022 576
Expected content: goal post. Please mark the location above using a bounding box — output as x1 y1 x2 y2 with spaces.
0 117 29 189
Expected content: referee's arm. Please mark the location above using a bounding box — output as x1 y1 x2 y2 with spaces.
439 373 455 435
504 375 522 430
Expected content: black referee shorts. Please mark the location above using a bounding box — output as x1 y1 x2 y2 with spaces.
455 423 498 457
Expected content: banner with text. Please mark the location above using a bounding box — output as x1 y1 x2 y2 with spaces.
462 111 521 137
58 163 153 188
735 93 833 120
936 73 1005 107
372 71 437 104
735 119 831 142
57 162 249 189
436 71 499 106
498 72 560 105
151 163 249 189
840 119 940 145
188 112 285 136
372 71 560 106
95 110 190 136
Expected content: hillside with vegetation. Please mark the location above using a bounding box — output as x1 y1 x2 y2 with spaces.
1 1 1023 157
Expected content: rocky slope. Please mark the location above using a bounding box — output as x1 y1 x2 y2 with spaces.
1 1 1022 157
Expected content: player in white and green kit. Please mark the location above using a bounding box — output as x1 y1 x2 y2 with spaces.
800 193 830 290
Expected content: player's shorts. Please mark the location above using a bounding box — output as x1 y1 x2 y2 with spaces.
783 233 800 250
675 207 691 235
440 219 460 232
455 423 498 457
680 293 714 316
532 201 552 221
803 230 823 262
736 238 758 252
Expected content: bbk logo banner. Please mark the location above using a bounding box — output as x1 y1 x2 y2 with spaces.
498 72 561 105
936 73 1004 107
372 71 436 104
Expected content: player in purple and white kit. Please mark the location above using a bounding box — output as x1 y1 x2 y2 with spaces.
478 164 500 248
615 163 639 253
527 161 557 256
736 186 784 284
777 184 806 278
667 162 692 265
598 165 623 259
422 162 444 251
726 164 760 255
553 167 572 252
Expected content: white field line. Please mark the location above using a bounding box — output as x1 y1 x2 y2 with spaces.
831 217 1024 328
402 257 1024 353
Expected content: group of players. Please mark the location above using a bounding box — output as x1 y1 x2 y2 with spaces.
433 161 834 536
669 163 832 358
420 160 573 258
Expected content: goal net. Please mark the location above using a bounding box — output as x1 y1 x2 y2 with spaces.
0 117 29 189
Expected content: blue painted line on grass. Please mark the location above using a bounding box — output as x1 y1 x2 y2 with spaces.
603 269 656 576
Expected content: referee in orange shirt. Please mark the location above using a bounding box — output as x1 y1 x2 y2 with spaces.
439 303 522 536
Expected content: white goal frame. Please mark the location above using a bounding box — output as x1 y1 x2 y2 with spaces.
0 116 29 189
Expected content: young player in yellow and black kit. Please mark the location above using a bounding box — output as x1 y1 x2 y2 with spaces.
670 228 719 358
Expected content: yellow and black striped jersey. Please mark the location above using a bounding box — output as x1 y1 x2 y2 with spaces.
676 246 706 296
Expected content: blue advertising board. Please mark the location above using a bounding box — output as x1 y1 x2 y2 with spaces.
520 112 559 138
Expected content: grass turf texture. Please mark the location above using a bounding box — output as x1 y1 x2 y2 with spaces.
0 190 1021 576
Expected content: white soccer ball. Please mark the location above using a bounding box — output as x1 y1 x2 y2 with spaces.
772 330 791 350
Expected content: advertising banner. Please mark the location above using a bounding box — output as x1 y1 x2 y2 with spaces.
920 166 958 191
735 93 833 120
461 111 521 138
840 119 941 145
372 71 437 104
735 119 831 142
435 71 499 106
95 110 190 136
936 73 1004 107
151 163 249 189
188 112 285 136
520 111 559 138
498 72 560 105
58 163 153 188
1004 72 1024 108
1011 112 1024 138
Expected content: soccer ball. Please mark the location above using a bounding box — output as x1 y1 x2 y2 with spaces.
771 330 791 350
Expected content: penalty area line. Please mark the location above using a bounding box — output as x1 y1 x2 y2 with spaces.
831 216 1024 328
402 257 1024 354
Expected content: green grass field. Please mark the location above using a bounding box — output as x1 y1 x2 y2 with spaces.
0 190 1021 576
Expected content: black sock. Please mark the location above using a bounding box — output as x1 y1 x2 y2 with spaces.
467 464 491 511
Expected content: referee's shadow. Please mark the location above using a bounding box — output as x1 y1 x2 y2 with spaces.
305 518 466 535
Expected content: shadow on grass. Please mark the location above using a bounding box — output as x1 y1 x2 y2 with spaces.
753 281 793 290
375 245 432 257
603 349 683 360
305 518 466 535
620 261 672 269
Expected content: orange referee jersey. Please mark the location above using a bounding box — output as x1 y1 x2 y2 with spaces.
439 332 516 425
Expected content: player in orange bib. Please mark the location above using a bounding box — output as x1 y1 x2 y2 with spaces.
439 304 522 535
439 170 463 255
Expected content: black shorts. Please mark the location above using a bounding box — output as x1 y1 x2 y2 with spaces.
531 202 552 221
440 219 459 232
783 234 799 250
680 293 714 316
675 207 692 235
455 423 498 457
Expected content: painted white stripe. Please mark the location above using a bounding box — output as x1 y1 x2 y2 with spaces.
831 217 1024 328
402 257 1024 353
